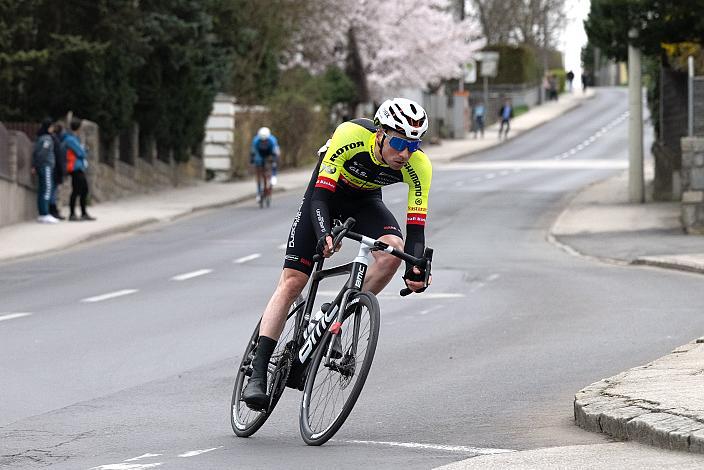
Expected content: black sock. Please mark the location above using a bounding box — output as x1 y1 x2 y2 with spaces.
251 336 277 380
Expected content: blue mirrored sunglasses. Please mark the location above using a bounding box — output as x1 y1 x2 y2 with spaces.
384 132 422 153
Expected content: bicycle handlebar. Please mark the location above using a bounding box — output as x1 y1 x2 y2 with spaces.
312 217 433 296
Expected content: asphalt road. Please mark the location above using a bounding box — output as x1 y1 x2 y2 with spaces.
3 88 704 469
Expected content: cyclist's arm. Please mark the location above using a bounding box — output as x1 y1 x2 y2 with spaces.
309 125 352 243
402 152 432 272
250 137 260 165
270 136 280 173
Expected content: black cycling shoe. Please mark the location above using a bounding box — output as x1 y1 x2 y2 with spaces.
242 376 269 411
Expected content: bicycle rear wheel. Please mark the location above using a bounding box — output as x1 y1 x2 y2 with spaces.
231 296 303 437
299 292 380 446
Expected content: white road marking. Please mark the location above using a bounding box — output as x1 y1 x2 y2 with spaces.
340 439 514 455
171 269 212 281
437 159 627 171
470 273 501 292
391 197 403 204
234 253 261 264
178 447 222 457
278 243 287 250
125 454 162 462
0 312 32 322
81 289 138 303
485 173 496 179
90 463 163 470
419 305 443 315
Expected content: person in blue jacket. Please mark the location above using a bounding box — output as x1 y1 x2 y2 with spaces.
62 118 95 221
250 127 280 203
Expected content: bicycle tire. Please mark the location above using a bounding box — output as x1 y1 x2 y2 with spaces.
299 291 380 445
231 295 303 437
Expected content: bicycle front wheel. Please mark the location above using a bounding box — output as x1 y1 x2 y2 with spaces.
299 291 380 445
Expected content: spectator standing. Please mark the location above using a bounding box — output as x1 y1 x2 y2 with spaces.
548 74 558 101
62 118 96 221
542 75 551 102
49 123 66 220
498 98 514 140
581 71 590 93
473 101 485 139
566 70 575 93
32 118 59 223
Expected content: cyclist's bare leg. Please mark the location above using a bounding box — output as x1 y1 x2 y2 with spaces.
243 268 308 408
263 164 271 197
362 234 403 294
259 268 309 339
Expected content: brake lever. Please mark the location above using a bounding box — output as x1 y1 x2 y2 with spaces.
399 247 433 297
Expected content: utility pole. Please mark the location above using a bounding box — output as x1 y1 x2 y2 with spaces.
628 28 644 203
689 56 695 137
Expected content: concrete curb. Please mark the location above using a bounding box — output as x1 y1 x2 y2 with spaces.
632 256 704 275
574 338 704 453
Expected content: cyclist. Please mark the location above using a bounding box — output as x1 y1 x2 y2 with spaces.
242 98 433 410
250 127 280 204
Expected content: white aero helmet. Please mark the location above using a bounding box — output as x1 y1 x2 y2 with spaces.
257 126 271 139
374 98 428 139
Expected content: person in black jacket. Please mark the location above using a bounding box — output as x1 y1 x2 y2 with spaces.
498 98 514 140
32 118 58 223
49 123 66 220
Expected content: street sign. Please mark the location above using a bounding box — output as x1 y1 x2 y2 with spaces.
475 51 499 78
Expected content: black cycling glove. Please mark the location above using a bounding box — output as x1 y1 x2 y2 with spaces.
402 266 425 284
316 234 331 256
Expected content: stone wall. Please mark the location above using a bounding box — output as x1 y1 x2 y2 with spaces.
681 137 704 234
0 120 205 227
0 124 37 225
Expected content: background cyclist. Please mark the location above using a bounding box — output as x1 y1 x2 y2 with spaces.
242 98 433 410
250 126 280 203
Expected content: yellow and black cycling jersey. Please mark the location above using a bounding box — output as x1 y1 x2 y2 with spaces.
314 118 432 227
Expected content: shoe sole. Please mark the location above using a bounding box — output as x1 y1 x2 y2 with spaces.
243 393 269 412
